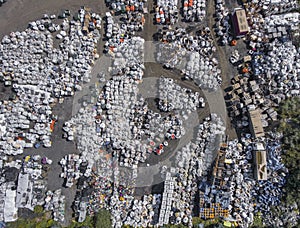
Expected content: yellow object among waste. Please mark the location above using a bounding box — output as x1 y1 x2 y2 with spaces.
223 221 232 227
25 156 31 162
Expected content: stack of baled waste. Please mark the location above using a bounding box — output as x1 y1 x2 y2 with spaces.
255 40 300 99
0 9 101 155
183 0 206 22
105 0 146 31
155 0 179 24
124 194 162 227
224 140 256 227
158 114 225 227
257 0 299 16
156 28 222 91
110 187 135 228
214 0 230 45
0 98 55 155
158 76 205 115
44 189 66 223
264 12 299 41
156 42 187 69
182 30 222 91
111 36 145 73
105 12 142 53
60 154 91 188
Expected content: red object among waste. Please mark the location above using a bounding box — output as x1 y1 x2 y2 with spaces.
50 120 55 132
156 149 161 155
231 40 237 46
171 134 175 139
242 67 249 73
159 144 164 149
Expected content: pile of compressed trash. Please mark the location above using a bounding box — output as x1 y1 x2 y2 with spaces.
222 140 256 226
104 12 141 51
155 0 179 25
256 0 299 16
60 154 91 188
0 156 52 222
182 30 222 91
105 0 146 30
158 76 205 114
124 194 162 227
183 0 206 22
156 114 225 226
214 0 230 45
156 41 187 69
44 189 66 223
156 28 222 91
0 8 101 155
254 40 300 99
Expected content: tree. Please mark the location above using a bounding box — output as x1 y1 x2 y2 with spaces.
34 205 44 214
94 209 112 228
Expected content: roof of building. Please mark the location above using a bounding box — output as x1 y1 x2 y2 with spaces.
235 9 249 33
232 8 249 36
249 109 265 138
255 150 267 180
4 189 18 222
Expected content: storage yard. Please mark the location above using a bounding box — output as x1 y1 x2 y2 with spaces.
0 0 299 227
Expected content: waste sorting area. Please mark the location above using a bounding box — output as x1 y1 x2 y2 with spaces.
0 0 299 226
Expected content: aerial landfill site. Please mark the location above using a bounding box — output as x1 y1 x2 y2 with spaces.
0 0 299 227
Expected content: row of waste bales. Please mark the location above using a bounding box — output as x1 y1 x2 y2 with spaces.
44 189 66 223
183 0 206 22
157 114 225 226
256 0 299 16
105 0 147 30
155 0 179 25
214 0 231 45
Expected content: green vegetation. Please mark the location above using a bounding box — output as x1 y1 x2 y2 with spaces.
278 97 300 208
7 209 112 228
192 217 223 228
250 212 264 228
33 205 44 214
94 209 112 228
7 212 58 228
68 215 94 228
